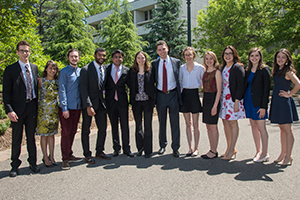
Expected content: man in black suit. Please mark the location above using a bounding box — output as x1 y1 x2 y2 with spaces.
151 40 182 157
105 49 133 157
3 40 40 177
80 48 111 164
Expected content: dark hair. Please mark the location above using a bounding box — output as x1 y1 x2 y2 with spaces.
221 45 242 69
16 40 30 51
67 48 80 57
272 48 296 76
94 48 106 55
112 49 124 58
203 51 220 70
156 40 168 49
42 60 59 80
182 46 196 59
247 47 265 72
132 51 150 73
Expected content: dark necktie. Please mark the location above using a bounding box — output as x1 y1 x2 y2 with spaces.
25 64 33 100
163 60 167 93
99 66 103 89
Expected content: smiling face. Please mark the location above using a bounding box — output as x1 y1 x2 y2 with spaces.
249 51 261 66
16 45 31 63
68 51 80 67
276 52 288 68
136 52 146 67
223 48 234 64
45 65 57 79
111 53 123 67
94 51 106 65
184 49 194 63
156 44 169 60
205 53 215 68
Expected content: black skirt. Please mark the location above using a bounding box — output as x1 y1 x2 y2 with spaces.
202 92 220 124
180 88 202 113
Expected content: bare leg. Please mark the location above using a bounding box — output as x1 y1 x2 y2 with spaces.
280 124 294 164
223 120 239 159
41 136 51 165
221 119 232 157
249 119 261 158
205 124 219 158
256 120 268 159
275 125 287 162
183 113 193 153
192 113 200 152
48 135 56 163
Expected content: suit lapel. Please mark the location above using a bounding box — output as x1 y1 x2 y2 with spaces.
89 62 101 90
170 57 178 80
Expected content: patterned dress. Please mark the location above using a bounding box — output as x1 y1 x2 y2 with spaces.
36 78 59 136
219 66 245 120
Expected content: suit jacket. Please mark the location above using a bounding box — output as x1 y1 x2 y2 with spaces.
105 63 130 108
3 61 39 115
222 62 245 102
152 57 182 105
244 66 271 109
80 62 107 110
128 66 155 110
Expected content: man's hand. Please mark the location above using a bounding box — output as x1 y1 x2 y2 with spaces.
63 110 70 119
87 106 95 117
8 112 18 122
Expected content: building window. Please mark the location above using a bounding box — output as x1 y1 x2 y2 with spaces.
144 11 148 21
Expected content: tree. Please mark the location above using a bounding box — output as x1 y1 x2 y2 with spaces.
193 0 274 64
98 0 148 67
44 0 95 63
0 0 51 81
143 0 187 60
79 0 114 17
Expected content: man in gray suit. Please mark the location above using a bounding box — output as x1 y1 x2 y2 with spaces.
80 48 111 164
151 40 182 157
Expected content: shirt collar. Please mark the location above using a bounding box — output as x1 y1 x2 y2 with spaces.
93 61 101 69
159 56 170 63
18 60 30 68
112 63 122 69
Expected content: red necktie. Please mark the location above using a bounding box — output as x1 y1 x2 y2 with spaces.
114 66 119 101
163 60 167 93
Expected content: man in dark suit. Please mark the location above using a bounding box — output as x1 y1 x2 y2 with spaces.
80 48 111 164
3 40 40 177
151 40 182 157
105 49 133 157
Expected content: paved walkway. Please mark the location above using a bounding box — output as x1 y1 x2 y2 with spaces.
0 107 300 199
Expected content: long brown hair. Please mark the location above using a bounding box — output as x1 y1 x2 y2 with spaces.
272 48 296 76
42 60 59 80
221 45 243 70
132 51 150 73
247 47 265 71
203 51 220 70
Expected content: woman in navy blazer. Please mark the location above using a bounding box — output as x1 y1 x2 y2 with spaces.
244 47 271 163
128 51 155 158
219 45 245 160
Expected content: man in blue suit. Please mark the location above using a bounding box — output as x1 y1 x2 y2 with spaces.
151 40 182 157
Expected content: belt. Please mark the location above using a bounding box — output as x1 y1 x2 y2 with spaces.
158 88 176 94
26 98 36 103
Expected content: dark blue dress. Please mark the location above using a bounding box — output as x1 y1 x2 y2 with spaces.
269 71 299 124
244 72 267 120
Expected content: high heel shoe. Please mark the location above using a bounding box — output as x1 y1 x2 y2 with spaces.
254 154 269 163
274 157 284 163
201 150 218 159
191 150 198 157
49 156 58 166
279 157 293 166
221 149 237 160
42 159 54 167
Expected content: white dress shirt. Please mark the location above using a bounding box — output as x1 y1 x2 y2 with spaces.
111 63 123 82
18 60 36 99
179 62 205 89
157 56 176 91
93 61 105 85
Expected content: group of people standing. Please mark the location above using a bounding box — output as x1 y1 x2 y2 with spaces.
3 40 299 178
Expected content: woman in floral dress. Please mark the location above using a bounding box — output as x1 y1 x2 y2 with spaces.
219 46 245 160
36 60 59 167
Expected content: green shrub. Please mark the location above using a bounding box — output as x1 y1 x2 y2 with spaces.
0 120 10 136
0 103 7 119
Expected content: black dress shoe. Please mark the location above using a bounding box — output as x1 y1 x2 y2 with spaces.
158 147 165 154
95 152 112 160
136 149 143 157
112 150 120 157
124 151 134 157
9 168 18 177
85 156 96 164
173 150 180 158
29 164 40 173
144 154 152 158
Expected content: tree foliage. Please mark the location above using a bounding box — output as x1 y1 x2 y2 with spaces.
143 0 187 60
44 0 95 64
98 0 148 67
79 0 114 16
193 0 275 65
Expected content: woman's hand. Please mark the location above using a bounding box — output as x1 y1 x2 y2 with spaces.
211 105 217 116
233 100 239 112
257 108 266 119
279 90 291 98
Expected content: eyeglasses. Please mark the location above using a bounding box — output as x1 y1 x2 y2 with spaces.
18 50 30 54
113 56 123 59
224 52 234 56
184 54 193 57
